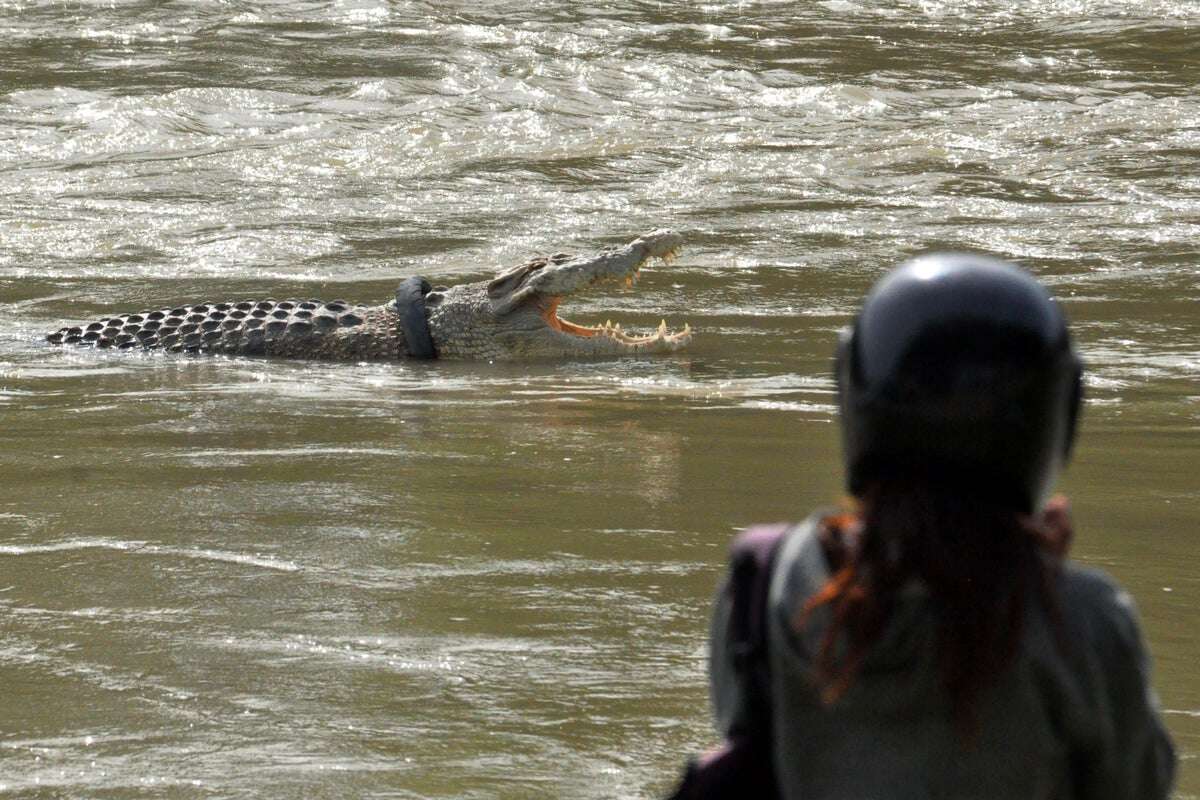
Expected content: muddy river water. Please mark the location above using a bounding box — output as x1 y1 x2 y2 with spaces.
1 2 1197 797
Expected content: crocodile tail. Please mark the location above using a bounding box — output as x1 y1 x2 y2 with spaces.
45 299 364 355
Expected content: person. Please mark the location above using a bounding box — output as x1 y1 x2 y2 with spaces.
697 253 1176 799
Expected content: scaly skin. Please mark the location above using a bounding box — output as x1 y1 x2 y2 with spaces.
45 230 693 362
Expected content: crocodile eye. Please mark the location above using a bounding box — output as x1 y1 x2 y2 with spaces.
424 291 444 307
487 261 545 299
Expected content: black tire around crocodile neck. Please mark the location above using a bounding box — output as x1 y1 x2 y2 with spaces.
396 276 437 359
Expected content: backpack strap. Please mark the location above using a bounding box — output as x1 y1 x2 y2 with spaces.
395 276 437 359
727 523 792 731
668 523 792 800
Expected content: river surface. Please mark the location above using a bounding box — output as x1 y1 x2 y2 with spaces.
1 2 1197 798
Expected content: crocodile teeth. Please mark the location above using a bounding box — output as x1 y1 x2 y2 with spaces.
583 317 692 345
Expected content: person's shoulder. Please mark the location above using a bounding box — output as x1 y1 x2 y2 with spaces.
1059 561 1123 600
770 513 836 619
1057 561 1146 653
772 514 830 580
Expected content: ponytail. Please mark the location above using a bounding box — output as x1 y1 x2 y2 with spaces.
800 480 1065 735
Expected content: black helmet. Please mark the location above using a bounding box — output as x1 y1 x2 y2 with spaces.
835 253 1082 513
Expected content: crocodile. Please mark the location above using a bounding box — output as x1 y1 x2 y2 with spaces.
45 229 692 361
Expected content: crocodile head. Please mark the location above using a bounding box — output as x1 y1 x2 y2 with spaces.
425 229 693 360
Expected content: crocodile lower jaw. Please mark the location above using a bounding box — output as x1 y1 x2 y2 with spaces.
539 296 691 347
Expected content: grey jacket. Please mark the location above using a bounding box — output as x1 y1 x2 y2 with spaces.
709 516 1176 800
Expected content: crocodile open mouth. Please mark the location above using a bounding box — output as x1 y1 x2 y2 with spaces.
540 295 692 346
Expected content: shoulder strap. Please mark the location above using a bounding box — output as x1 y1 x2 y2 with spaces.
395 276 437 359
727 523 792 725
667 523 791 800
